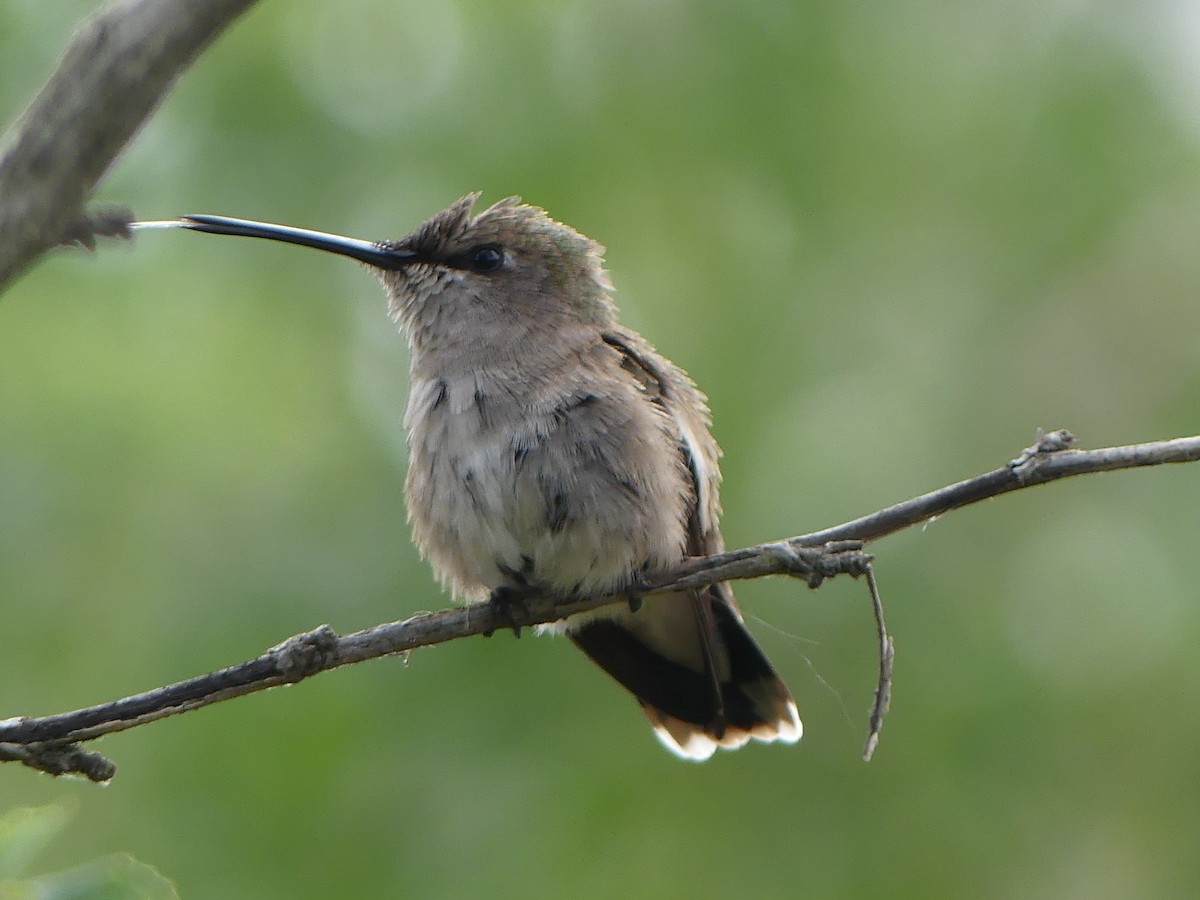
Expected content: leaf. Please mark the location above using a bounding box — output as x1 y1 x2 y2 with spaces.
0 804 178 899
17 853 179 900
0 803 75 879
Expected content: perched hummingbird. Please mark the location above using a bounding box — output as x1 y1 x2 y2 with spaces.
137 195 802 760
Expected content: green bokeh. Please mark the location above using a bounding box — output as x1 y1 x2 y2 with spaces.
4 1 1200 897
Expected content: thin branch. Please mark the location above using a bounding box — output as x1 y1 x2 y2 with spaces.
0 544 873 751
798 430 1200 545
0 0 258 292
862 565 892 762
2 430 1197 780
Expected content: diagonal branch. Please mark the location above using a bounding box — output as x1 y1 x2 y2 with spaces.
3 429 1198 781
0 0 258 292
797 429 1200 545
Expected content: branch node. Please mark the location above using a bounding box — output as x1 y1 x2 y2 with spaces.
762 541 814 580
765 540 872 587
270 625 340 679
816 540 873 579
1008 427 1076 480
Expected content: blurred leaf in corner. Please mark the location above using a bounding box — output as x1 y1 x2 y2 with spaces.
0 801 178 900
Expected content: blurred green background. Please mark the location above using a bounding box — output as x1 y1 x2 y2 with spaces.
4 0 1200 896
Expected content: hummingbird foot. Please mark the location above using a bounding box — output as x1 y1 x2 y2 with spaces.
485 585 533 639
624 571 654 613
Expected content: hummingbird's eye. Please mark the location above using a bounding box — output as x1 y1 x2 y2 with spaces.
467 244 504 273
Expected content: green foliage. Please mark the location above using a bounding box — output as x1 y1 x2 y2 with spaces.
0 804 178 899
4 1 1200 898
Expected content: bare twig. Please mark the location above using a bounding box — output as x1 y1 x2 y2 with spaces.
797 432 1200 546
0 0 258 292
0 740 116 782
862 565 892 762
2 430 1198 780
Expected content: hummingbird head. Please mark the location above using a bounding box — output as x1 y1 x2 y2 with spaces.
376 194 617 347
152 195 618 357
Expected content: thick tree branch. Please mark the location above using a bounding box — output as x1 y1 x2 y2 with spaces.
3 430 1197 781
0 0 258 292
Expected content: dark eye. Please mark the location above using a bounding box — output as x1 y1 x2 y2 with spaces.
467 244 504 273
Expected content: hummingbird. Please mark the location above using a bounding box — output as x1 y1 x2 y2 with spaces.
135 195 802 760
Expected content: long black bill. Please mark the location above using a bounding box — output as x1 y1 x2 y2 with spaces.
130 215 419 270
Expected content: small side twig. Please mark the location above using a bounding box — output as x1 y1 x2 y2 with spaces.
1008 427 1077 480
0 740 116 783
862 565 893 762
767 540 892 759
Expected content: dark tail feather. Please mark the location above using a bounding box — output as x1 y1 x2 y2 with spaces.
569 598 801 760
